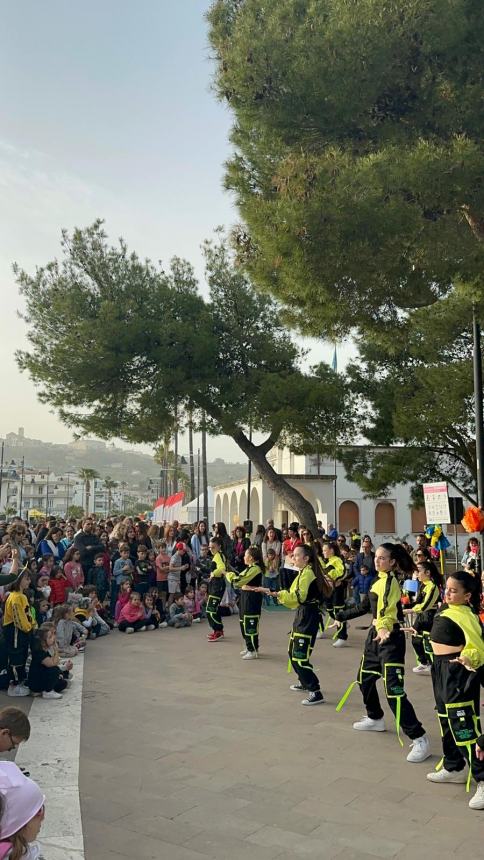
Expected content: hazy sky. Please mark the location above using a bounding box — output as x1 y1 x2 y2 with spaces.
0 0 344 463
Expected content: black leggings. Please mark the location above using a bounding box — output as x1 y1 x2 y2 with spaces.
119 619 146 632
358 627 425 740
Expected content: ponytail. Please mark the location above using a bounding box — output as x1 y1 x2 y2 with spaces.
380 542 416 576
418 560 444 589
450 570 482 614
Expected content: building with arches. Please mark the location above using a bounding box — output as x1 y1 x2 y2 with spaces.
213 447 466 547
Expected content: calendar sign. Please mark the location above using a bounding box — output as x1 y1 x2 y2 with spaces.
423 482 451 525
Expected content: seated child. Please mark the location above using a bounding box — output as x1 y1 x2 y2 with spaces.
49 566 68 606
34 598 52 626
54 602 87 656
168 593 193 628
114 579 132 625
28 623 68 700
195 582 208 619
33 573 51 605
142 593 159 630
118 591 148 633
38 554 55 579
80 587 110 635
183 586 201 622
147 587 168 627
73 596 102 640
111 543 134 617
0 761 45 858
134 545 152 596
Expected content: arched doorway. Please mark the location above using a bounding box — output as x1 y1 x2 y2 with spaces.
375 501 396 534
230 491 239 528
339 500 360 533
215 495 222 522
239 489 247 525
221 493 230 526
250 487 261 527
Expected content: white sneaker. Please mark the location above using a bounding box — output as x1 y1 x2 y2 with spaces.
242 651 258 660
147 624 156 631
333 639 348 648
126 627 135 634
193 618 201 623
160 621 168 628
42 690 62 700
427 766 468 784
353 716 386 732
469 782 484 809
240 649 248 656
407 734 431 763
412 664 432 675
7 685 30 697
290 683 305 691
139 626 147 632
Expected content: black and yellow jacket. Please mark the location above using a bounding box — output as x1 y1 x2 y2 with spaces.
278 565 319 609
323 556 345 583
225 564 262 590
208 551 227 595
3 592 34 633
413 581 440 614
433 603 484 671
369 571 403 633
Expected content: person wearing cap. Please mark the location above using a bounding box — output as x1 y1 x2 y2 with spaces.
168 543 190 607
281 523 302 590
0 761 45 858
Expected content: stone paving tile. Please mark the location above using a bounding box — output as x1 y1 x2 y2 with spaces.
80 613 483 858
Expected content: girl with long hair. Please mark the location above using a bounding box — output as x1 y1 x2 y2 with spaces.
206 536 227 643
225 544 264 660
265 543 331 706
322 541 348 647
403 560 442 675
337 542 431 763
427 570 484 810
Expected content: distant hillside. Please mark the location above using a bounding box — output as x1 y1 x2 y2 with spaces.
1 431 247 495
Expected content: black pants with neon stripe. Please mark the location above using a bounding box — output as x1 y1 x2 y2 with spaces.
289 604 321 692
359 627 425 740
432 654 484 780
412 611 436 666
207 579 224 632
327 584 348 640
239 591 262 652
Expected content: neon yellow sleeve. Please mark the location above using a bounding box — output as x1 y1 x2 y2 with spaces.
225 565 260 588
374 576 401 632
210 552 226 577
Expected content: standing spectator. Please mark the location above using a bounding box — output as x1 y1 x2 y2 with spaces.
191 521 209 560
253 525 266 548
213 523 233 561
232 526 250 572
262 527 281 567
266 518 282 541
164 525 177 556
354 536 376 578
59 524 75 553
4 569 34 698
74 519 105 577
63 547 85 591
37 526 65 563
461 537 481 577
49 566 68 606
281 523 302 589
411 534 429 565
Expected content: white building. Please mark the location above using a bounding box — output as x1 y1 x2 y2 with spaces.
213 447 467 548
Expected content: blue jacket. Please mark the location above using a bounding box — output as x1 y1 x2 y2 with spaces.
352 571 375 594
37 539 65 562
354 551 376 577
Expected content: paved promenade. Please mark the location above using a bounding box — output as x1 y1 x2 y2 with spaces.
75 610 483 859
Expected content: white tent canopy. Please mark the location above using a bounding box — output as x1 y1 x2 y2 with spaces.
183 486 214 524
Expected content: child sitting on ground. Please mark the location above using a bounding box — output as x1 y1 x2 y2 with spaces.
142 593 159 629
114 579 132 625
118 591 149 633
196 582 208 619
147 587 168 627
168 593 193 628
80 587 111 636
34 597 52 626
111 543 134 618
0 761 46 858
28 623 68 700
183 586 202 622
54 602 87 656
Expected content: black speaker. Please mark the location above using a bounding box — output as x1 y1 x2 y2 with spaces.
243 519 253 535
449 497 464 525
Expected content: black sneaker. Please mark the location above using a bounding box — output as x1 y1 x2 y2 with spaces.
301 690 324 706
289 683 305 691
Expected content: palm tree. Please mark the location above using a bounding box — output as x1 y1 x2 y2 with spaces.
103 476 117 514
78 468 100 515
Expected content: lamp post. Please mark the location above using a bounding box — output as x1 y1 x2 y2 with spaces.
472 305 484 560
19 457 25 520
196 448 200 522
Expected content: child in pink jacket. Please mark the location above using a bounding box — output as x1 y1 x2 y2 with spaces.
118 592 147 633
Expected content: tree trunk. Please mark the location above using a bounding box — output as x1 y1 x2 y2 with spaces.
232 429 318 534
188 417 195 500
202 415 209 521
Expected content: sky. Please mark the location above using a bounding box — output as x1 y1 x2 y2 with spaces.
0 0 349 463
